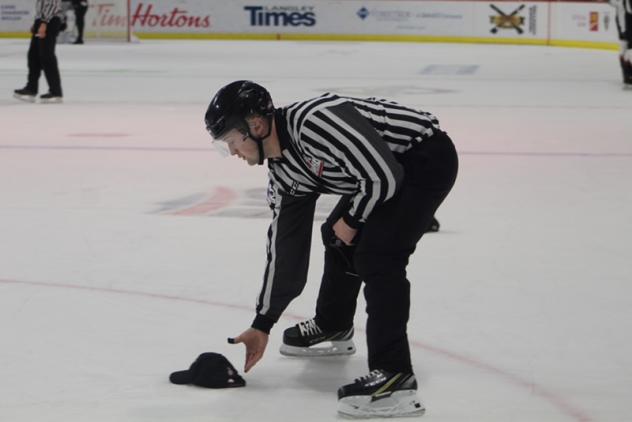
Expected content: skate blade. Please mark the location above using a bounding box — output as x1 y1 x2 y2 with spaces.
338 390 425 419
40 97 63 104
13 93 36 103
279 340 356 357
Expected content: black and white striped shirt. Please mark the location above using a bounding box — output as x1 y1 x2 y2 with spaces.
35 0 63 23
252 93 441 332
612 0 632 43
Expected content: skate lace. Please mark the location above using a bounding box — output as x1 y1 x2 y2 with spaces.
355 369 384 384
298 319 323 337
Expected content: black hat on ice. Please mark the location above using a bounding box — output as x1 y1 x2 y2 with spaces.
169 352 245 388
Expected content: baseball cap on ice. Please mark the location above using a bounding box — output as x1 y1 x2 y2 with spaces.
169 352 245 388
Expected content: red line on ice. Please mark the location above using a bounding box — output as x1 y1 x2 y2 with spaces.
0 277 592 422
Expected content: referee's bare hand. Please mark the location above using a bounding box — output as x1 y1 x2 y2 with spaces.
230 328 269 373
333 217 357 246
36 22 47 39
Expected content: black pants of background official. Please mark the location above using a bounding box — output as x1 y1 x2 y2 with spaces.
26 18 63 96
74 5 88 41
314 130 458 374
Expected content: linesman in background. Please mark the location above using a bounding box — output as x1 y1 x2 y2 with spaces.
72 0 88 44
612 0 632 86
13 0 64 103
204 81 458 418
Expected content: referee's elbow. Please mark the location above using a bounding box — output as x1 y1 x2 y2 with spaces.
390 162 405 196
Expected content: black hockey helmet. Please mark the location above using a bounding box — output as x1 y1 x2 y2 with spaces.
204 80 274 139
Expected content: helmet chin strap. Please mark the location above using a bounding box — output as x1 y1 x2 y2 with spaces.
255 139 265 165
247 114 273 166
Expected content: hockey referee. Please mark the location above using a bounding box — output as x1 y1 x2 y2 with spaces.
611 0 632 85
13 0 64 103
205 81 458 418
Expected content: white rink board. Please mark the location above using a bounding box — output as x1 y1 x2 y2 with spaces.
0 0 620 46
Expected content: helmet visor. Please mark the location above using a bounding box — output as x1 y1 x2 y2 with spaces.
210 128 248 157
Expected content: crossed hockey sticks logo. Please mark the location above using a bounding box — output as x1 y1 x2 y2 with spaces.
489 4 526 34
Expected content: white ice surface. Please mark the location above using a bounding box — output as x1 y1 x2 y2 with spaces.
1 39 631 422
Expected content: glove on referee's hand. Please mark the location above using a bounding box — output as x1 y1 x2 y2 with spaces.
228 328 269 373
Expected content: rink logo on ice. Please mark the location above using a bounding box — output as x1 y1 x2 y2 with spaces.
155 187 239 217
244 5 316 27
420 65 478 76
131 3 210 28
489 4 526 34
154 187 334 220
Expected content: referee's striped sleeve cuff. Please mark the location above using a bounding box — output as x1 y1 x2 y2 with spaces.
251 313 277 334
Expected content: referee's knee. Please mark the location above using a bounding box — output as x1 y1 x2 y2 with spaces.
354 253 408 281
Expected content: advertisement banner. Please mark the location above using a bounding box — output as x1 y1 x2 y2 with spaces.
127 0 545 39
550 2 617 42
0 0 619 49
127 0 474 35
128 0 212 33
473 2 546 39
0 0 34 32
303 1 473 36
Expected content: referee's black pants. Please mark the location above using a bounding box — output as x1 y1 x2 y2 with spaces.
26 18 63 97
315 130 458 374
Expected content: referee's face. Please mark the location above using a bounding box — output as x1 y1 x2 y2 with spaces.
227 132 260 166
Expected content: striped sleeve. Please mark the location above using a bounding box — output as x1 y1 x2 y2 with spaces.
301 102 404 228
39 0 61 22
252 190 318 333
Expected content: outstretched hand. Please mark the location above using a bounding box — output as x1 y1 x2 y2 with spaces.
228 328 269 373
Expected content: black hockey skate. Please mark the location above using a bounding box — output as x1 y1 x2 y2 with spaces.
338 370 425 419
620 56 632 88
279 318 356 357
13 87 36 103
40 92 63 104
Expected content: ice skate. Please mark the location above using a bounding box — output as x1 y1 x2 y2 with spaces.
40 93 63 104
13 87 36 103
338 370 425 419
279 318 355 357
425 216 440 233
620 56 632 89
